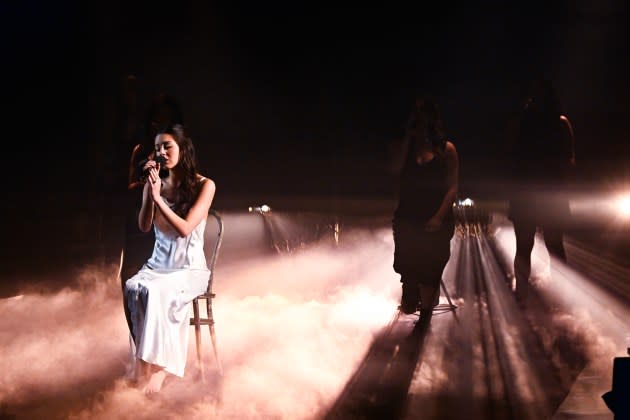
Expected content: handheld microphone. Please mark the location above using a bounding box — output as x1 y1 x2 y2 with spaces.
138 155 168 181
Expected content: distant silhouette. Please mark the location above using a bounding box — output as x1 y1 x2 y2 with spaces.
392 97 459 321
602 357 630 419
507 77 575 304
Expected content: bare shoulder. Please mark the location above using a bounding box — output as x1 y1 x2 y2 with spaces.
559 115 575 134
197 174 216 189
560 115 573 128
444 140 458 156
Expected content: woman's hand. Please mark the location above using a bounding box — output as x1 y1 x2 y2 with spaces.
141 156 159 173
425 215 443 232
147 166 162 200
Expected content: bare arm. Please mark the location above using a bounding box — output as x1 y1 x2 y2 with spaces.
154 180 215 237
426 141 459 231
143 169 216 237
389 135 410 175
138 180 156 232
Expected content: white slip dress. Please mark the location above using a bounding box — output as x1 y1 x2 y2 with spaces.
125 197 210 377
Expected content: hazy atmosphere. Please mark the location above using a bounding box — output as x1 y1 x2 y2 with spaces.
1 2 628 419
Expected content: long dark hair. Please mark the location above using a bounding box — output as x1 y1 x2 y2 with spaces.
405 97 447 162
156 123 199 217
417 98 446 149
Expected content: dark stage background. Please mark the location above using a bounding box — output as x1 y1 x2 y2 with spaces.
1 1 628 293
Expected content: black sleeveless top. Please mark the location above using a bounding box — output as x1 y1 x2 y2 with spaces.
394 149 453 224
511 110 570 183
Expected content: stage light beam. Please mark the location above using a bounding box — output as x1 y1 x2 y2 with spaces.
615 194 630 218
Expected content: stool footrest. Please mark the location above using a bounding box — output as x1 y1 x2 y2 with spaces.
190 318 215 326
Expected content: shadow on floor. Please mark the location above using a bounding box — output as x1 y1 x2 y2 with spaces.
323 311 433 420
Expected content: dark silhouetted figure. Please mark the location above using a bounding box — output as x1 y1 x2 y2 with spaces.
507 78 575 305
602 357 630 419
392 97 459 321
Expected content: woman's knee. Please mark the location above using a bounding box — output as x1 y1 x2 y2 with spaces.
125 277 139 293
125 277 151 297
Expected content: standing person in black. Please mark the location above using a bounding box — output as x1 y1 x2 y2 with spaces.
508 78 576 305
393 97 459 320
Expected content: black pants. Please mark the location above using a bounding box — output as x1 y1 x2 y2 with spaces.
393 218 453 287
510 193 569 302
393 218 452 312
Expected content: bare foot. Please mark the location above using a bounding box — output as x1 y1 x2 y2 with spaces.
143 369 167 394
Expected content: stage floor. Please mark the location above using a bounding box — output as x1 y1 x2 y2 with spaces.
0 206 626 419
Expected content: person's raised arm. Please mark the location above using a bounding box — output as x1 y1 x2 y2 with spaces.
391 133 412 176
138 179 155 232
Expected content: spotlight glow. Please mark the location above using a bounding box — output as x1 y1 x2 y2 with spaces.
248 204 272 214
615 194 630 218
455 198 474 207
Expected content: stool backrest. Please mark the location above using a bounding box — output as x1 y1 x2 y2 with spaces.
204 209 224 294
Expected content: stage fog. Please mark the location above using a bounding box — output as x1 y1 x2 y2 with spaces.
1 209 628 419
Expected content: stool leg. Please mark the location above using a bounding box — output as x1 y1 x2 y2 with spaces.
207 298 223 376
440 279 457 312
192 299 204 382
